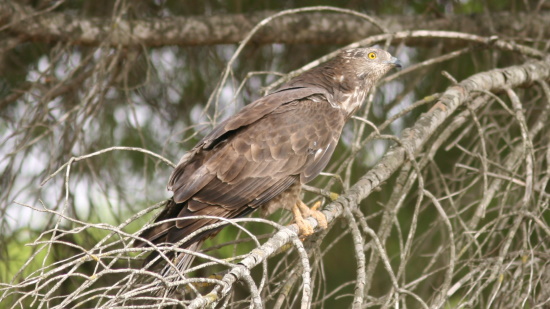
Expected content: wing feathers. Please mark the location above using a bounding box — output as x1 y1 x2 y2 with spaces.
219 155 248 183
249 176 297 207
171 97 345 209
140 95 346 254
172 165 215 203
199 86 330 150
302 140 337 182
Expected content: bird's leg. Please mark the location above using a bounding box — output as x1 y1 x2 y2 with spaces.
291 202 313 236
291 200 328 236
299 200 328 230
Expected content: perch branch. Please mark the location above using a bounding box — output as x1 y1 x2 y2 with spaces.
187 54 550 308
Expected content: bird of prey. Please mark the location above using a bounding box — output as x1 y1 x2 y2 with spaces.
135 47 401 271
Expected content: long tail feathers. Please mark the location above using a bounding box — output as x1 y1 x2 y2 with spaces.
160 240 204 279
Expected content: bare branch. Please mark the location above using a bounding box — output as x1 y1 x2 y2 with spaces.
2 2 550 47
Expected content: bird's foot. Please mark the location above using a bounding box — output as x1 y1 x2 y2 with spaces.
291 200 328 236
307 201 328 229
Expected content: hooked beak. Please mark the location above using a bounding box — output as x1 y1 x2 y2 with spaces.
388 56 402 68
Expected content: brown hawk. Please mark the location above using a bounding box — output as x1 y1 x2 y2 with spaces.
135 47 401 270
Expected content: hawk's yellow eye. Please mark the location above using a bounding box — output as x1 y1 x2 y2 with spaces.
368 52 377 59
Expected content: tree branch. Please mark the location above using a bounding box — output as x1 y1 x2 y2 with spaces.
2 2 549 47
187 57 550 307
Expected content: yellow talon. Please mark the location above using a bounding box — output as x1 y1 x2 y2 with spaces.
311 201 322 211
291 200 328 236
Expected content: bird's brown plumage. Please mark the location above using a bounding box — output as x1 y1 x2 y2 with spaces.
135 47 401 270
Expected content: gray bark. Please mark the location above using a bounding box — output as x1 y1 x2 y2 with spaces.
187 55 550 309
2 2 549 47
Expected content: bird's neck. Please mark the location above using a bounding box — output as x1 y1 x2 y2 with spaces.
316 62 370 116
287 61 370 116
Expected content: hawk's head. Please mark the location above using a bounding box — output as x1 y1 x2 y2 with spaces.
329 47 401 114
340 47 402 82
282 47 401 115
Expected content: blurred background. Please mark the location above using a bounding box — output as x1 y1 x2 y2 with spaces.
1 0 549 308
